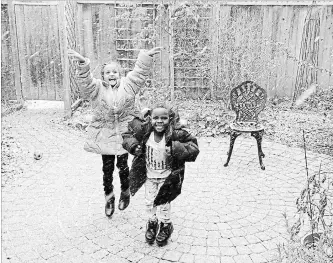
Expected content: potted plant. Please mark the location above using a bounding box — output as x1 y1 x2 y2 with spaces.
290 131 333 258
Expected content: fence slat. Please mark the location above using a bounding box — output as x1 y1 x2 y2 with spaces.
82 4 94 62
14 4 32 100
51 4 62 100
58 1 71 117
8 1 23 102
318 6 333 89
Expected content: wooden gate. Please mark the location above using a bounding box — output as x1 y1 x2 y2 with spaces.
13 1 63 100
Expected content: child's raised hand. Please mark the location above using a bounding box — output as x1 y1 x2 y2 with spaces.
134 145 143 156
146 47 163 57
68 49 85 63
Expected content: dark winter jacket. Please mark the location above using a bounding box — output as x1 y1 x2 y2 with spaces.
122 113 200 207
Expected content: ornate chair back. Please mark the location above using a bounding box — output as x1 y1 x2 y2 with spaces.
230 81 267 123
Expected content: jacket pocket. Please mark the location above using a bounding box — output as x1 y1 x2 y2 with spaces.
84 126 102 154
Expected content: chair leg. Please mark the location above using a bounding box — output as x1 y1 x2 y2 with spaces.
251 130 265 170
224 130 241 167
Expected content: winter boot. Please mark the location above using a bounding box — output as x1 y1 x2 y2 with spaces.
105 193 115 217
118 188 130 211
156 222 174 246
145 217 159 245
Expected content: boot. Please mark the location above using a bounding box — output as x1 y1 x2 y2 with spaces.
145 217 159 245
118 189 130 211
156 222 173 247
105 193 115 217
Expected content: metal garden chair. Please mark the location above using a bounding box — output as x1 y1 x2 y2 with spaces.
224 81 267 170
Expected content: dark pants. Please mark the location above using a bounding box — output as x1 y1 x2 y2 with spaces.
102 153 129 195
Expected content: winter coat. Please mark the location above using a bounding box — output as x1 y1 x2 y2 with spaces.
77 51 153 155
122 113 200 206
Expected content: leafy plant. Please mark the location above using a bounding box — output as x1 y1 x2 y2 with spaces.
273 131 332 263
291 131 333 240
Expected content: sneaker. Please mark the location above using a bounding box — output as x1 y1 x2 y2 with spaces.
105 194 115 217
118 189 130 211
156 222 173 246
145 218 159 245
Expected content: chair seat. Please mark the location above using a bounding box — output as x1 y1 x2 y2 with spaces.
230 121 264 132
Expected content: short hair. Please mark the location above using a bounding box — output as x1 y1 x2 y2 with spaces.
150 102 180 126
100 61 123 80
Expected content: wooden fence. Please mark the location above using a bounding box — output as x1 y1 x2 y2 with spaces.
1 1 333 113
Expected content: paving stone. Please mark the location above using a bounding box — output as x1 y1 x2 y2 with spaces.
207 246 220 256
245 234 262 244
176 243 191 253
248 243 268 254
233 254 254 263
76 240 101 254
220 246 238 256
91 249 109 260
99 254 130 263
16 250 40 261
138 256 159 263
194 255 220 263
189 245 206 255
219 256 236 263
250 253 267 263
207 238 219 246
162 250 183 262
230 236 249 246
236 245 252 255
127 252 145 262
192 237 207 246
219 238 233 247
179 253 195 263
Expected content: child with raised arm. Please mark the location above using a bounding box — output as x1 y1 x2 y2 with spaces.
68 47 161 218
122 104 199 246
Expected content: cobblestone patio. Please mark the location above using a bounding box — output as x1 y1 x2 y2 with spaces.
2 105 332 263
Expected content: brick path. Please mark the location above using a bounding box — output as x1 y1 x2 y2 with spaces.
2 105 332 263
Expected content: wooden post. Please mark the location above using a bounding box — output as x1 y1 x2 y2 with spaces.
7 0 23 103
58 1 71 118
169 4 174 102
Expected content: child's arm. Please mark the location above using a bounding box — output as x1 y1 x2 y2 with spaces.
122 118 145 155
68 49 100 101
171 130 200 162
123 47 162 96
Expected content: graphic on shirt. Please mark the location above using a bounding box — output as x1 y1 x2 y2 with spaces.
146 144 170 171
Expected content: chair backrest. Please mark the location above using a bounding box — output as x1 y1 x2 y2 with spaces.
230 81 267 122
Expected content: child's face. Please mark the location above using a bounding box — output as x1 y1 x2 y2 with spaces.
103 63 120 86
151 108 170 133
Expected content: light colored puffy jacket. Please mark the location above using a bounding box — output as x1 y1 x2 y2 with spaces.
78 51 153 155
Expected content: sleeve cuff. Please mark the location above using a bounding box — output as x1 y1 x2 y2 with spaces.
129 143 138 155
78 58 90 67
